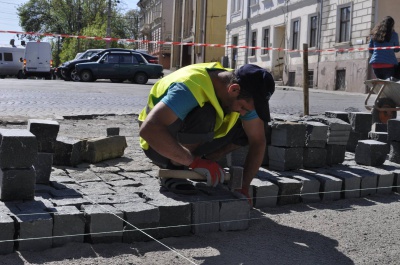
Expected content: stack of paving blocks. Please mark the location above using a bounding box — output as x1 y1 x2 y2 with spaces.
268 121 306 171
388 119 400 163
28 119 60 184
302 121 328 168
346 112 372 152
0 129 37 201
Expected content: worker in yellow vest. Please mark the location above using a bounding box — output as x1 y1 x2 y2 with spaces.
139 62 275 204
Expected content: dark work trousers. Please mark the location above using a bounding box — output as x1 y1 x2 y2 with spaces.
143 103 248 169
373 67 395 79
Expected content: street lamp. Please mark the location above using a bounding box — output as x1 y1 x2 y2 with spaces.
106 0 120 48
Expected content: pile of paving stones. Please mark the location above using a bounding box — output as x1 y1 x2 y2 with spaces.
0 113 399 255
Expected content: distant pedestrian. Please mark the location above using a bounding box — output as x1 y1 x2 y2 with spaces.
369 16 400 80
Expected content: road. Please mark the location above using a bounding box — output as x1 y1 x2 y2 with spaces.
0 79 373 121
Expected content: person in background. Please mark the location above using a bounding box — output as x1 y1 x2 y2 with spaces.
369 16 400 80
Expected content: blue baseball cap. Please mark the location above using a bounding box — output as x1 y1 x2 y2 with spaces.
235 64 275 122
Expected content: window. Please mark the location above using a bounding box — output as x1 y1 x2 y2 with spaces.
338 5 351 42
309 16 318 48
231 0 241 13
308 71 314 87
4 53 13 61
106 54 119 63
232 35 238 69
251 31 257 56
292 20 300 50
262 28 270 55
0 53 2 61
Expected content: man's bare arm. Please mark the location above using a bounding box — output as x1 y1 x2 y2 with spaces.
139 102 194 166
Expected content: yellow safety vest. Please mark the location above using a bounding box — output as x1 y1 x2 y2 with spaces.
139 62 240 150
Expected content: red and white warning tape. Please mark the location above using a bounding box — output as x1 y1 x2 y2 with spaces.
1 29 400 53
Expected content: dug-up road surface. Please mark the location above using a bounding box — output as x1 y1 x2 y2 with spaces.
0 115 399 265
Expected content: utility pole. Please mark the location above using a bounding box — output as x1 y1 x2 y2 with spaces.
106 0 112 48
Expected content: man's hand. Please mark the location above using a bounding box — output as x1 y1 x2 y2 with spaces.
236 187 253 206
189 157 225 187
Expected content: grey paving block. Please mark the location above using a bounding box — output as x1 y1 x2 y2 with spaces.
219 199 250 232
81 204 123 244
303 121 328 147
27 119 60 153
268 146 303 171
0 212 15 255
388 118 400 142
87 194 144 204
327 131 351 145
326 144 346 165
0 167 35 201
12 208 53 252
187 198 220 234
368 131 388 143
297 169 342 201
346 131 369 152
113 202 160 242
270 121 306 147
303 148 327 168
341 162 379 196
50 197 90 208
250 178 278 208
371 123 387 132
315 168 361 199
389 141 400 163
0 129 38 169
313 116 351 131
148 197 191 238
281 171 320 203
66 168 102 183
348 112 372 133
355 140 389 166
257 168 301 205
325 111 350 123
34 153 53 184
356 166 394 194
50 206 85 247
53 136 84 166
382 160 400 192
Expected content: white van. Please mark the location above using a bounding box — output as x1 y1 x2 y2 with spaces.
22 41 53 79
0 47 25 78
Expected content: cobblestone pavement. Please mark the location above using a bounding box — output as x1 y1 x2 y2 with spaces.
0 79 374 121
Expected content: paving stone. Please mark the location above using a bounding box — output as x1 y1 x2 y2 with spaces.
382 160 400 192
388 118 400 142
303 121 328 148
268 146 303 171
339 163 378 196
184 195 220 234
303 148 327 168
355 140 389 166
49 206 85 247
219 198 250 232
270 121 306 147
281 171 321 203
346 131 369 152
78 182 115 196
371 123 387 132
12 208 53 252
368 131 388 143
297 169 342 201
97 173 126 182
315 168 361 199
0 129 38 169
389 141 400 163
148 196 191 238
325 111 349 123
27 119 60 153
81 204 123 244
86 194 144 204
113 202 160 242
83 136 127 164
327 131 351 145
312 116 351 131
257 168 301 205
108 179 142 187
250 178 278 208
50 197 90 208
326 144 346 165
66 168 102 183
0 167 35 201
353 166 394 194
0 212 15 255
348 112 372 133
53 137 84 167
34 153 53 184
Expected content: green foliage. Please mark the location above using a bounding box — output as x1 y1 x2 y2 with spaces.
17 0 140 62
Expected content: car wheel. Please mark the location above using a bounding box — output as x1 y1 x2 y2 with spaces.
110 78 125 83
70 69 80 81
80 70 93 82
133 72 148 84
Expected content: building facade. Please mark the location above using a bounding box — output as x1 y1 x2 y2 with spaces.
225 0 400 93
137 0 173 69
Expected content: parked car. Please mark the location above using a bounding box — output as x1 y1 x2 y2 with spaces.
135 50 159 64
59 48 126 81
75 50 163 84
0 47 24 79
74 49 104 60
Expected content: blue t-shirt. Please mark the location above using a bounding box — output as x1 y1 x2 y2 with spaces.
161 82 258 121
